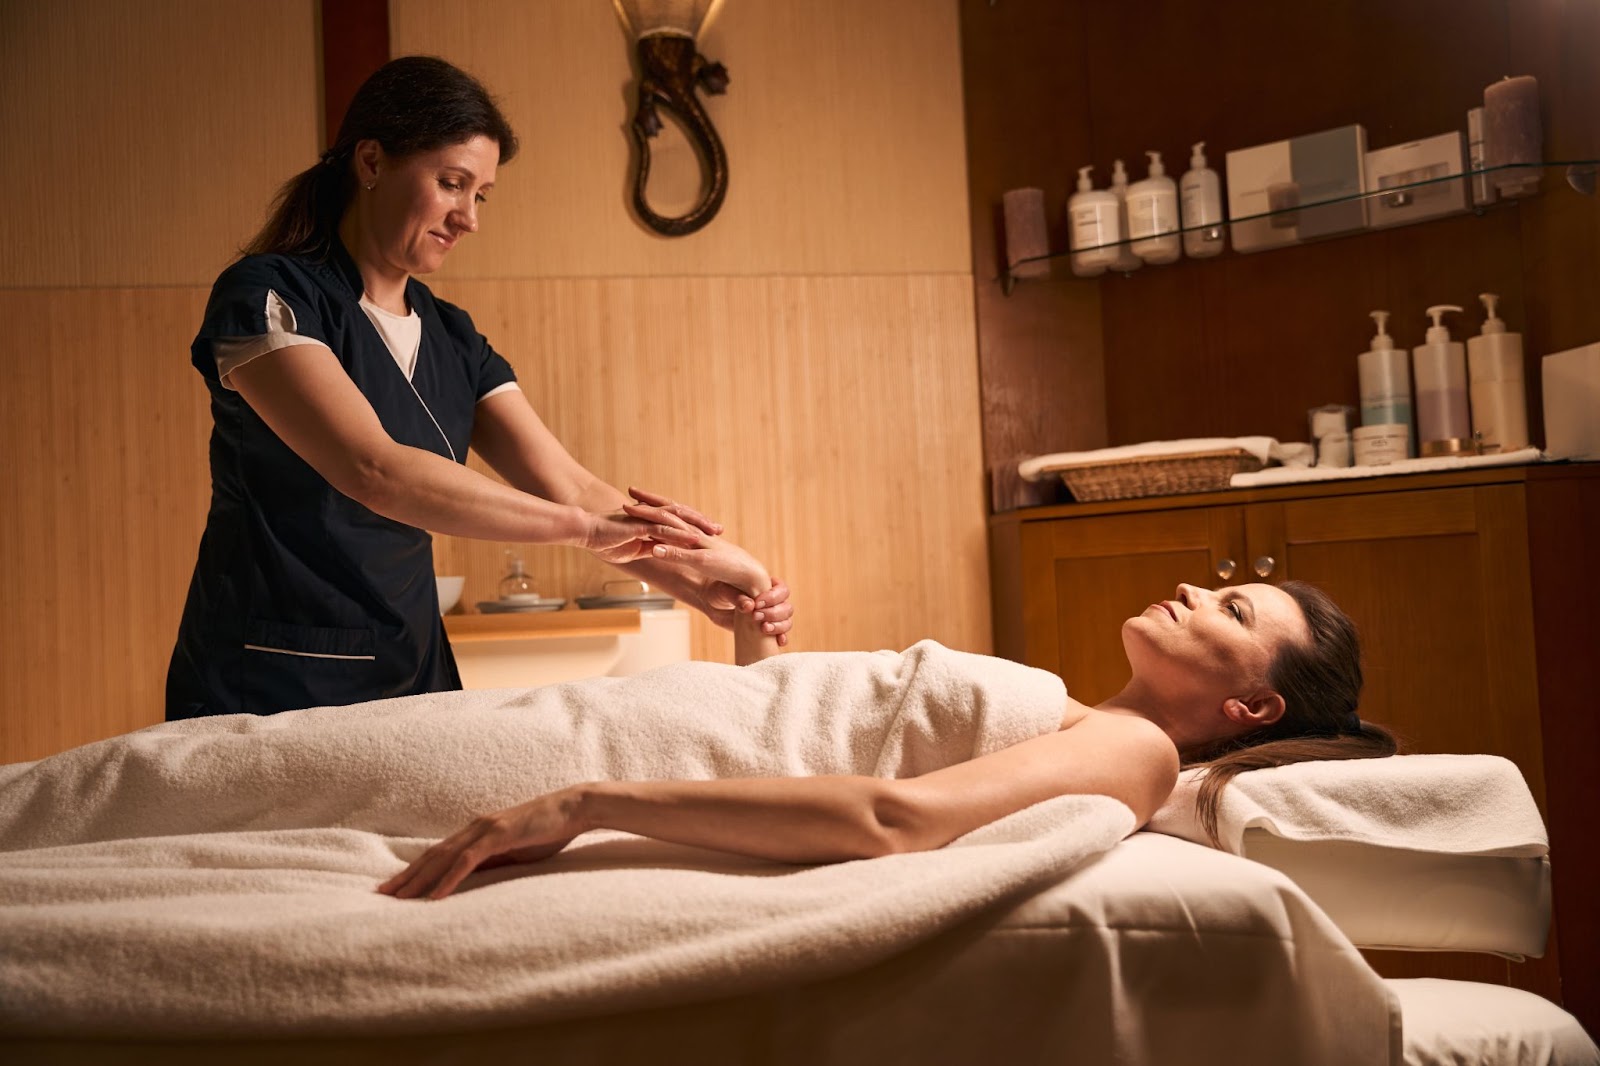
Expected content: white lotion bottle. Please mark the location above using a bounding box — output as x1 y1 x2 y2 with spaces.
1180 141 1226 258
1413 304 1471 450
1466 292 1529 452
1127 150 1181 265
1358 310 1415 457
1108 160 1143 273
1067 165 1119 277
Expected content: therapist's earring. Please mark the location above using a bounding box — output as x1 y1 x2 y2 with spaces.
364 182 375 191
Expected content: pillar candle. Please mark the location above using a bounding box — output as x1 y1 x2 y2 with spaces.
1002 188 1051 279
1484 75 1542 198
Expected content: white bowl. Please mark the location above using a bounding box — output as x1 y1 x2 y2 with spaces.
435 576 465 615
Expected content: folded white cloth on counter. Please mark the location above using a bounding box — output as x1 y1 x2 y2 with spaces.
1147 753 1548 858
0 643 1138 1039
1230 447 1543 487
1020 437 1278 481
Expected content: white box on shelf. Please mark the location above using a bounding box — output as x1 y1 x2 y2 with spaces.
1291 124 1369 239
1227 124 1369 252
1542 342 1600 460
1226 138 1297 252
1366 132 1468 228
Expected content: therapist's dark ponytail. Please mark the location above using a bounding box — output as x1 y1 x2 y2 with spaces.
243 55 519 259
1182 581 1401 846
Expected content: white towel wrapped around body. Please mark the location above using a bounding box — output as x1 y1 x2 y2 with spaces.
0 641 1137 1038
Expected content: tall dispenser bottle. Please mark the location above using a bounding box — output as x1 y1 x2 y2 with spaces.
1466 292 1529 452
1413 305 1471 454
1127 150 1181 265
1358 310 1414 456
1067 165 1119 277
1108 160 1143 273
1180 141 1226 258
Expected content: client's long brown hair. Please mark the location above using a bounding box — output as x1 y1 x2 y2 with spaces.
1184 581 1399 845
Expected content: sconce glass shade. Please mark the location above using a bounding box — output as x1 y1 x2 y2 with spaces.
613 0 723 40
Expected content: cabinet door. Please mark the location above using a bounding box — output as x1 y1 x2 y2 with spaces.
1020 506 1241 704
1246 486 1545 797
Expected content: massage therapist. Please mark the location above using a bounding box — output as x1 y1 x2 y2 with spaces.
166 56 791 719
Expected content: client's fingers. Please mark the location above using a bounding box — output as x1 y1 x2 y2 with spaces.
753 579 790 611
755 601 794 626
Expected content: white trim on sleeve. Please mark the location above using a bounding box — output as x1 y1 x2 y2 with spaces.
477 381 521 403
213 290 331 390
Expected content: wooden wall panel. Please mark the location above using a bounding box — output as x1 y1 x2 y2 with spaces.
429 275 991 663
0 0 320 288
0 290 211 763
390 0 972 278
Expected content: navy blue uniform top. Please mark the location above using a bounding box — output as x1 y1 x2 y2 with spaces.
166 239 518 719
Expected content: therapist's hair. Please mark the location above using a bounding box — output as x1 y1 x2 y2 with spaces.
243 55 519 259
1183 580 1400 846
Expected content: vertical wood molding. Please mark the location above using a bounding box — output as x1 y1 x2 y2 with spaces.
321 0 392 146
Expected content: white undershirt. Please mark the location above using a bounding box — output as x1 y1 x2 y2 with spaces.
213 289 519 404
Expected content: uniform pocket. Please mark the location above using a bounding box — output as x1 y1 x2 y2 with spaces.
242 619 380 714
244 619 376 661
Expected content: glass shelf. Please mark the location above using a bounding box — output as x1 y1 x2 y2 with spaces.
999 160 1599 293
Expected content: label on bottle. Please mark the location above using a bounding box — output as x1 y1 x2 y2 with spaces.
1070 202 1114 250
1128 194 1176 238
1181 184 1219 227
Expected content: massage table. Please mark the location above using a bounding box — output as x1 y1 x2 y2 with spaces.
0 643 1593 1064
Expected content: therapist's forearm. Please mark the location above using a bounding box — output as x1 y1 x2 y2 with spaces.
355 441 589 545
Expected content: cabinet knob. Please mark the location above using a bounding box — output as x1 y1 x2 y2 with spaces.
1215 558 1237 581
1254 555 1276 578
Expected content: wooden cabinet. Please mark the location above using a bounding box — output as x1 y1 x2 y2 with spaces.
991 464 1599 1021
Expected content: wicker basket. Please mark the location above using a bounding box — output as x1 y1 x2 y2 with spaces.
1049 448 1264 502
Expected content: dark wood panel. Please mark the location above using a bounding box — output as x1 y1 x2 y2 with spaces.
1525 472 1600 1035
321 0 391 146
960 0 1106 510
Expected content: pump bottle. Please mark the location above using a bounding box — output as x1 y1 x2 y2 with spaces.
1412 305 1471 453
1357 310 1414 456
1180 142 1226 258
1466 293 1529 452
1067 165 1119 277
1127 150 1181 264
1108 160 1143 273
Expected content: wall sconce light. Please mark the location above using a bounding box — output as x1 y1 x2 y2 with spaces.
613 0 729 236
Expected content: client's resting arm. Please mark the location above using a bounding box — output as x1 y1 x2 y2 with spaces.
379 703 1178 901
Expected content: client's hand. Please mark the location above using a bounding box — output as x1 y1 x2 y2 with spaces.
378 790 584 901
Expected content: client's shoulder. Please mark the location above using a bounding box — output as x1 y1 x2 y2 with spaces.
1080 709 1181 773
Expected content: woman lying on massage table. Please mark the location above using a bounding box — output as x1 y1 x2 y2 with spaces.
381 580 1397 900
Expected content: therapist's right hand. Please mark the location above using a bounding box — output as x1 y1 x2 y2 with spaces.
581 510 705 565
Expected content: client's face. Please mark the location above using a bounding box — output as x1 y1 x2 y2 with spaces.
1122 582 1310 707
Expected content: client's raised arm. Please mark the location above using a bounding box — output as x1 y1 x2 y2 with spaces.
377 708 1177 901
